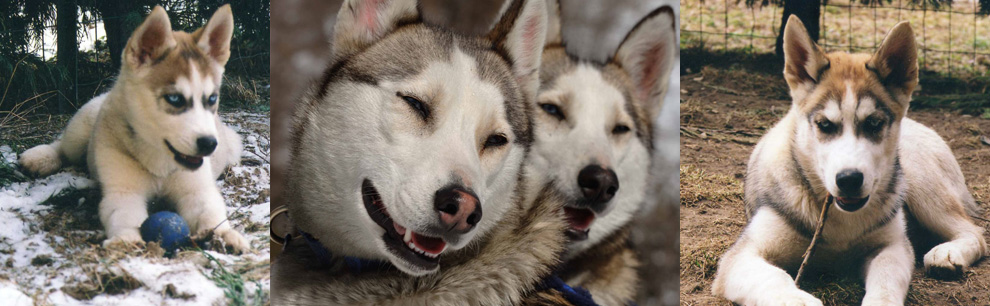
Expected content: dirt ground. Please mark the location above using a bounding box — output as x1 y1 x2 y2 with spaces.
678 64 990 305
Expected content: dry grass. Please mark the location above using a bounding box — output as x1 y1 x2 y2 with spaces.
0 111 271 304
680 62 990 305
679 164 743 208
682 0 990 77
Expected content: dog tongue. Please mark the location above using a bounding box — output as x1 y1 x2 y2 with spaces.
564 207 595 231
411 232 445 254
182 154 203 164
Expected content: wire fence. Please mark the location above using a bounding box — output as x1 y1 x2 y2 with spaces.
681 0 990 78
1 8 269 121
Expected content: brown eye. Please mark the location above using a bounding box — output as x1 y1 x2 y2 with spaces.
864 116 885 133
483 133 508 149
612 124 631 135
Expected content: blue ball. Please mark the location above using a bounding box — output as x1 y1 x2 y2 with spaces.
140 211 191 252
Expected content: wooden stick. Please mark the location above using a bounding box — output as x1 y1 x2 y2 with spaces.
795 195 833 285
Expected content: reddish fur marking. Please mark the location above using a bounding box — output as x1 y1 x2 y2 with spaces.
520 15 541 65
360 0 386 35
638 42 663 100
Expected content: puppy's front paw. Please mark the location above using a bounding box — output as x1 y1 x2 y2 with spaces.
924 243 966 279
103 230 145 249
218 229 250 254
771 290 823 306
195 227 250 254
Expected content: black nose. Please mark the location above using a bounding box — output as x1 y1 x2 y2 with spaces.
196 136 218 155
434 186 482 234
835 169 864 195
577 165 619 204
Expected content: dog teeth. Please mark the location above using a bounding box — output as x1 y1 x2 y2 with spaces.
406 240 441 258
403 229 413 243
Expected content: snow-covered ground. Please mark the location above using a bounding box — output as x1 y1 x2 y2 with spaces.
0 111 270 305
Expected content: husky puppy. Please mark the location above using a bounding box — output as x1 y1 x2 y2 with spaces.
518 1 675 304
18 5 248 252
272 0 572 304
712 16 987 305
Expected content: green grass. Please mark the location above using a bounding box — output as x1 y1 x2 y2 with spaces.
203 251 266 306
0 158 27 187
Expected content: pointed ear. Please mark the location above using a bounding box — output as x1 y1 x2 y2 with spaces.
125 6 175 69
614 6 676 120
868 22 918 104
487 0 548 102
196 4 234 65
544 0 562 46
332 0 420 60
782 15 829 101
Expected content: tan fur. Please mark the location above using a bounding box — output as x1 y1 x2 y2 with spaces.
713 17 985 306
18 5 247 253
555 228 640 306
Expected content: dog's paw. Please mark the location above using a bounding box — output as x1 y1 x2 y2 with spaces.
221 229 250 254
201 228 250 254
924 243 966 279
103 231 145 249
770 290 823 306
19 144 61 177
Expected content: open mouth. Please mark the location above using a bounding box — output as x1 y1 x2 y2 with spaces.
835 195 870 212
563 206 595 241
362 179 446 271
164 140 204 170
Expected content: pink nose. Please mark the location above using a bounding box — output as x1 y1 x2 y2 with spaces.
434 186 482 233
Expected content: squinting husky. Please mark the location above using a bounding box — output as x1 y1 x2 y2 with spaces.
18 5 248 253
272 0 572 304
521 1 676 305
713 16 987 305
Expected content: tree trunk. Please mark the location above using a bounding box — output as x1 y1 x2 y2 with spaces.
775 0 821 59
95 1 139 72
56 0 78 113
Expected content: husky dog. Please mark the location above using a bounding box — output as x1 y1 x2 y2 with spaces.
272 0 572 304
18 6 248 252
712 16 987 305
519 1 675 304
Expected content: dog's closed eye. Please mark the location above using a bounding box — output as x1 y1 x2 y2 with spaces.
399 93 430 120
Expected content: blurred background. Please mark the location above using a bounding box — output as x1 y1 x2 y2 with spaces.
271 0 679 305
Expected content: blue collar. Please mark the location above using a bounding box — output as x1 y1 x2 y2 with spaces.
295 231 390 275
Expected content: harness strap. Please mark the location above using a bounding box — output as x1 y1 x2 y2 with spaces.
271 205 387 274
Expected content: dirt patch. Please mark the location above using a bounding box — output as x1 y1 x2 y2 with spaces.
680 65 990 305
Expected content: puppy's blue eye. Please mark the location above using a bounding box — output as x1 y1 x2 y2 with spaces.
164 94 185 107
816 120 837 134
206 94 218 106
540 103 565 120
